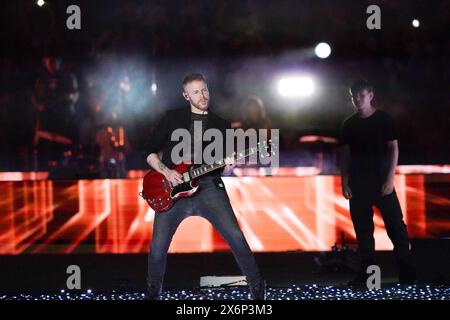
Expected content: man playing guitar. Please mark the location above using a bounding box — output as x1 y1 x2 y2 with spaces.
144 73 265 300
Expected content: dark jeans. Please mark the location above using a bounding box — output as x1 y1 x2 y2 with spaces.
349 179 415 275
147 176 261 288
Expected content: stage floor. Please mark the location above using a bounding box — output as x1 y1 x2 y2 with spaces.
1 284 449 300
0 250 448 299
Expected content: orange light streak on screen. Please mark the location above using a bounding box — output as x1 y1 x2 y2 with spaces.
0 174 443 254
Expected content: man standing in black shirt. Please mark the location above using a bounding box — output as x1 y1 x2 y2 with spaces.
144 73 265 300
340 80 416 285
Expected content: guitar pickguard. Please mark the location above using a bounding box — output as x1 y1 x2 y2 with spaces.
170 182 195 198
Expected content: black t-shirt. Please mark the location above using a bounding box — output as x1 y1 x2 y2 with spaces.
341 110 397 181
145 108 230 170
189 112 208 164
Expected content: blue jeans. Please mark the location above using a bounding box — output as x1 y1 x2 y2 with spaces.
147 176 262 288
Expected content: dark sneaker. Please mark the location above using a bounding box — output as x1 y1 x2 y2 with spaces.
249 280 266 300
145 283 162 300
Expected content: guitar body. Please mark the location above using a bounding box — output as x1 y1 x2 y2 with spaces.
140 140 274 212
140 162 199 212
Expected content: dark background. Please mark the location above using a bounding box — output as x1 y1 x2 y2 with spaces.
0 0 449 172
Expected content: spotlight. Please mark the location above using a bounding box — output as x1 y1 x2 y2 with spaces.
278 76 314 97
151 82 157 95
36 0 45 7
412 19 420 28
314 42 331 59
119 76 131 92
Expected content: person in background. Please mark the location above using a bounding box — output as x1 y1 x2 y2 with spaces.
340 80 416 286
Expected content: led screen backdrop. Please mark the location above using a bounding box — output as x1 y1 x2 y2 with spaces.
0 173 448 254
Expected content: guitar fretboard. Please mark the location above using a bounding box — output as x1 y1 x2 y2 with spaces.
189 146 263 179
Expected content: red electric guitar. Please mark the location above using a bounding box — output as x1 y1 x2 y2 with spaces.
139 140 273 212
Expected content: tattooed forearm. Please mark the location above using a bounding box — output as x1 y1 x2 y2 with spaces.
147 153 169 174
158 161 168 172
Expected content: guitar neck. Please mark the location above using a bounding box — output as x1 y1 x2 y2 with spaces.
189 146 260 179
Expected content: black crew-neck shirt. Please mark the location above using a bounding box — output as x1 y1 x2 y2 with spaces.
189 112 209 164
144 108 231 178
340 109 397 181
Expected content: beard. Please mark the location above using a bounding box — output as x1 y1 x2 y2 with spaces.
192 99 209 111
